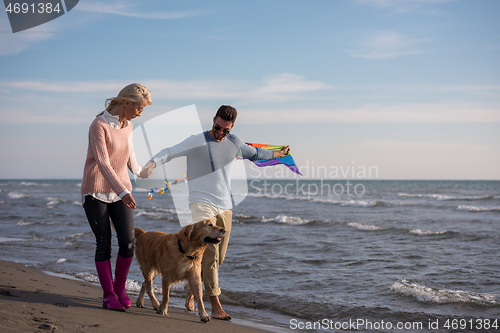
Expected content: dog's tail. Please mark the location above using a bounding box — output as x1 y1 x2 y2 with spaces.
134 227 146 240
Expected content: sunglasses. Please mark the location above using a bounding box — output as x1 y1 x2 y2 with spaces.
135 104 144 115
214 124 231 135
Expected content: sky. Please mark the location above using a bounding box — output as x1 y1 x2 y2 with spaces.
0 0 499 180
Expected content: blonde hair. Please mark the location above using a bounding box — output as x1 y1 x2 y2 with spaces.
97 83 152 116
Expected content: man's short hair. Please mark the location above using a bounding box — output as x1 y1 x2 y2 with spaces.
215 105 237 123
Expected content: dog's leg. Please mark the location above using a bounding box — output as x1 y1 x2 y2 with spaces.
136 281 146 308
143 272 160 311
188 272 210 322
157 279 171 316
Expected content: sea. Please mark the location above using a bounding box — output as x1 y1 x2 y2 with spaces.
1 179 499 332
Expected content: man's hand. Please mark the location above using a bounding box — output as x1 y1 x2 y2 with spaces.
273 146 290 159
140 160 156 178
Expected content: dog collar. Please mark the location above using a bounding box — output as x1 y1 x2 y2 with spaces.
177 238 198 260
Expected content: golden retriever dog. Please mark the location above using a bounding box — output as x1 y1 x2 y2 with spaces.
134 218 225 322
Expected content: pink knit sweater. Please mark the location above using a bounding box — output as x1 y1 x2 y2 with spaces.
81 117 138 196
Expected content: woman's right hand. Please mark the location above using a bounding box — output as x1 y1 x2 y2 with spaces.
122 193 136 209
140 161 156 179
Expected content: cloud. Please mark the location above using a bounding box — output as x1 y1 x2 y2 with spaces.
237 103 500 124
0 73 333 102
357 0 455 6
349 31 428 59
0 81 123 93
0 17 55 56
2 78 499 124
249 73 333 101
355 0 456 12
75 1 199 19
357 140 486 150
0 1 198 56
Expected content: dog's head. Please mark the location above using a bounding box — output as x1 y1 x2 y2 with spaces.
180 217 225 246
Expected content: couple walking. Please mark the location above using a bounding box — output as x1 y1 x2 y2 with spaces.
81 83 289 319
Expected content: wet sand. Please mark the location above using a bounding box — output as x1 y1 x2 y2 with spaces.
0 260 272 332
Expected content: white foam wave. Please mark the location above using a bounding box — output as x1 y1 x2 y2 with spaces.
456 205 500 213
261 215 310 225
58 233 86 240
347 222 386 231
16 220 34 226
74 272 100 284
17 220 54 226
234 213 253 219
134 209 169 219
311 197 343 205
0 237 26 242
19 182 51 187
409 229 448 236
46 197 60 206
152 206 175 213
8 192 29 199
391 280 499 306
398 193 492 201
341 200 380 208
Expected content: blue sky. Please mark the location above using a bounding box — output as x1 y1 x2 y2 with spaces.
0 0 499 179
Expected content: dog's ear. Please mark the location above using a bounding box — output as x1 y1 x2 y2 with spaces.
180 223 194 243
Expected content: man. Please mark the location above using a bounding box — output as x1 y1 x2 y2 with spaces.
141 105 289 320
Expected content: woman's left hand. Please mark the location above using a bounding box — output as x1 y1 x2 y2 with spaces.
122 193 136 209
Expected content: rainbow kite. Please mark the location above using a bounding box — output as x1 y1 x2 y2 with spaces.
245 143 302 176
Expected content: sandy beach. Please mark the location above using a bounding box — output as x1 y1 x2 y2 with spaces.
0 260 273 333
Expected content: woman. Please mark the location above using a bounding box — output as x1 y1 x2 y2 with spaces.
81 83 152 311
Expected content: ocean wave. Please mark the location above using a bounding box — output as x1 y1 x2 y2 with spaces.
391 280 499 306
234 213 254 219
7 192 29 199
152 206 176 213
19 181 51 187
135 209 170 219
261 215 310 225
74 272 100 284
408 229 449 236
398 193 493 201
58 232 88 240
0 236 26 242
347 222 387 231
248 192 388 209
341 200 382 208
247 192 293 201
16 220 55 226
46 197 60 206
456 205 500 213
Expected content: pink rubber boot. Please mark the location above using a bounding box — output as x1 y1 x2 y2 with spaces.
114 255 133 308
95 260 126 311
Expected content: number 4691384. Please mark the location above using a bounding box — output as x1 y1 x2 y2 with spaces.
5 2 62 14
